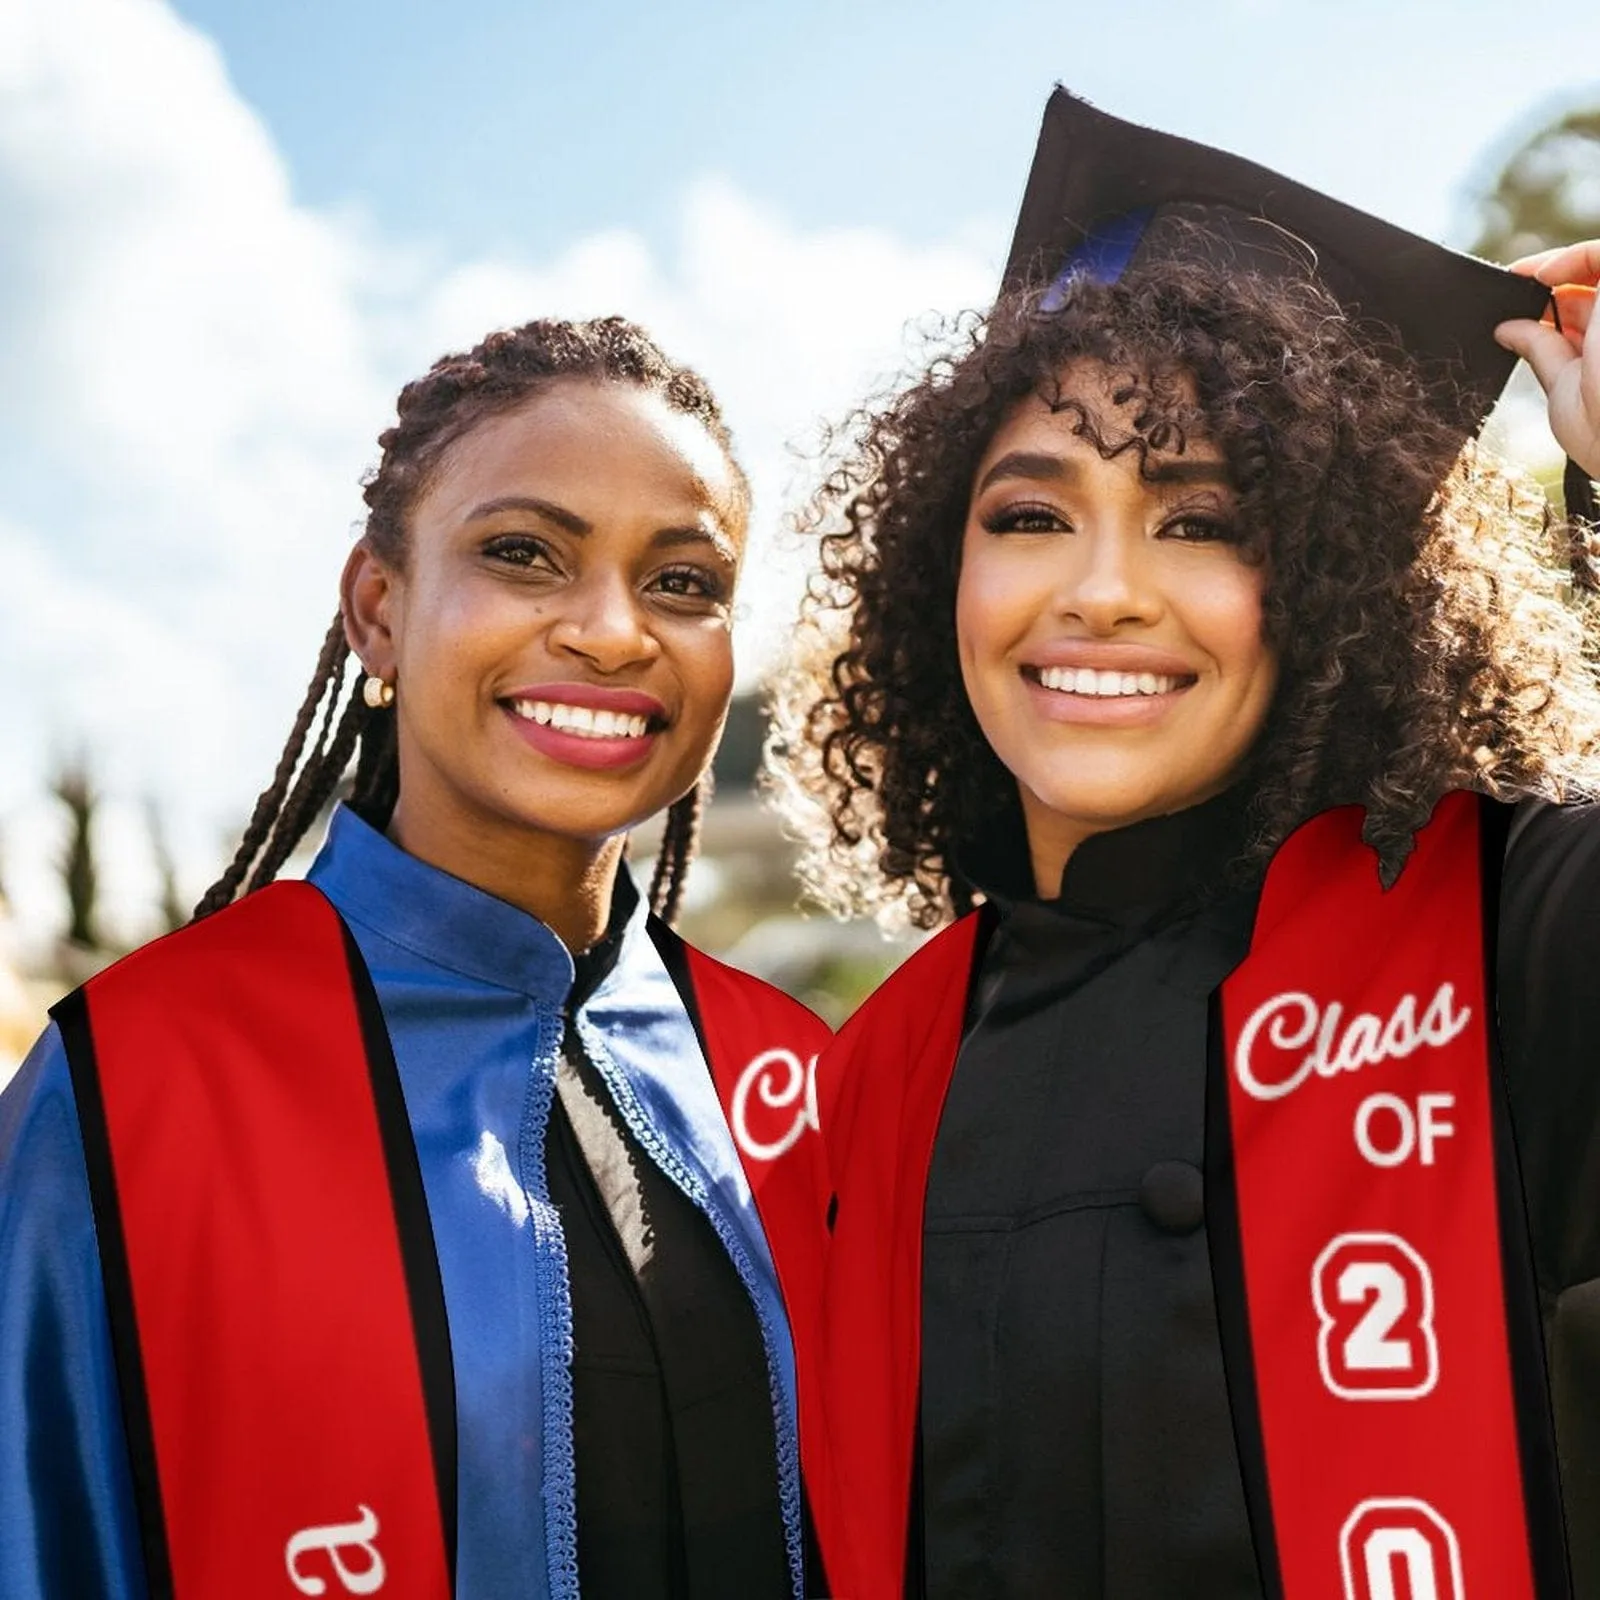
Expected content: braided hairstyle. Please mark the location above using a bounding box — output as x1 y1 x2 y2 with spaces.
196 316 746 926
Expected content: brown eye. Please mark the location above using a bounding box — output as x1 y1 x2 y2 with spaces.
1163 514 1238 544
982 502 1071 535
652 565 726 602
483 534 559 569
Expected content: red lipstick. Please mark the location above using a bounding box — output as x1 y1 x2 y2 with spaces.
499 681 667 772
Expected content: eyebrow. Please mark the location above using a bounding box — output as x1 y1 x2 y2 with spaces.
1145 458 1233 488
653 525 740 565
469 495 590 534
974 449 1232 495
467 495 738 562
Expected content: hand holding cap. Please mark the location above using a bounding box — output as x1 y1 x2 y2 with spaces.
1496 241 1600 482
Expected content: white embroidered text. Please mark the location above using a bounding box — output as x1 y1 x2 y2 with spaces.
730 1048 819 1162
285 1504 386 1596
1234 984 1471 1104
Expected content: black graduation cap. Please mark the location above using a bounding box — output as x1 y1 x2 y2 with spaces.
1003 89 1550 434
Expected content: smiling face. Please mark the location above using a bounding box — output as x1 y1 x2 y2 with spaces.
345 379 743 878
956 360 1277 893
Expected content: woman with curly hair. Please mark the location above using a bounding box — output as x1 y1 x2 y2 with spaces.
774 94 1600 1598
0 316 829 1600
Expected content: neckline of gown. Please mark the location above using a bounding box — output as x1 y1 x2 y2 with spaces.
957 785 1256 934
309 802 640 1004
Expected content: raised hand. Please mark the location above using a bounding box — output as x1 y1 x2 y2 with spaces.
1495 241 1600 482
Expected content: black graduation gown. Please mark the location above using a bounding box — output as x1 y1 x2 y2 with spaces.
545 896 792 1600
915 793 1600 1598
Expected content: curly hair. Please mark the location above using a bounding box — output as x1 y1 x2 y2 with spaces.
197 315 743 924
768 254 1600 928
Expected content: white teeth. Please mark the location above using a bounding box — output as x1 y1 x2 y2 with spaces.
509 700 651 739
1035 666 1182 697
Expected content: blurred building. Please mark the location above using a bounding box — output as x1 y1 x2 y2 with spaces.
642 694 916 1025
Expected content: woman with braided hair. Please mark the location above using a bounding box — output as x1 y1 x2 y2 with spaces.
775 95 1600 1599
0 316 828 1599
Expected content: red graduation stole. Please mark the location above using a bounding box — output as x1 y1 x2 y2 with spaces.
805 794 1568 1598
55 882 832 1600
1211 792 1568 1598
55 883 454 1600
803 912 987 1599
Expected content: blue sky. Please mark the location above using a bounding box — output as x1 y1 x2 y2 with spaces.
168 0 1592 257
1 0 1595 946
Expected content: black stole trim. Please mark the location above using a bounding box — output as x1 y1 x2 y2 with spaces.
54 987 177 1600
340 923 459 1588
646 919 712 1069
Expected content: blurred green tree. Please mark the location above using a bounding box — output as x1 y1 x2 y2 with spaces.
1471 105 1600 263
52 757 101 950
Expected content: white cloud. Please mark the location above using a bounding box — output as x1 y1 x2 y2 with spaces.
0 0 995 950
395 176 998 672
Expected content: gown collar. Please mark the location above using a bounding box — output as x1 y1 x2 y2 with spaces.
308 802 644 1004
960 786 1255 928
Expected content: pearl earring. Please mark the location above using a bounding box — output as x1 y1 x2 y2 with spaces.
362 675 395 710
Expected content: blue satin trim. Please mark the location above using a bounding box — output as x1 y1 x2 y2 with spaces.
1040 205 1155 309
0 805 802 1599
